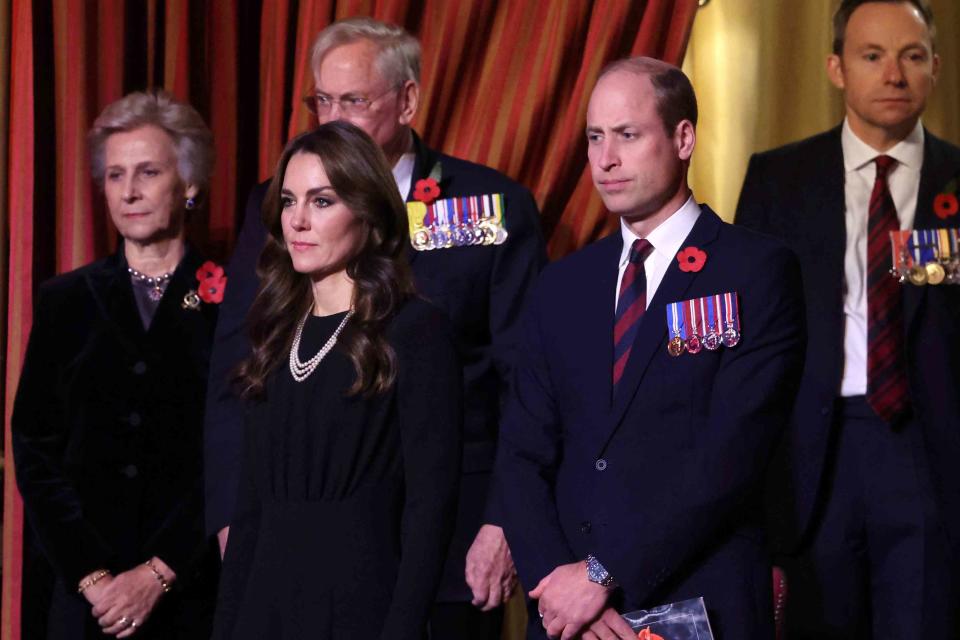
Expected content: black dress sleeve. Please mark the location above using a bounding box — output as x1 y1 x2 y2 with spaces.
210 409 263 639
380 302 463 639
11 285 116 585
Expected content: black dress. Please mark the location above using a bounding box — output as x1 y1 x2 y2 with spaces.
212 299 462 640
11 249 220 639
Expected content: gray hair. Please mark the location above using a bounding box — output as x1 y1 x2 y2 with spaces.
88 90 213 194
598 57 698 134
309 17 421 87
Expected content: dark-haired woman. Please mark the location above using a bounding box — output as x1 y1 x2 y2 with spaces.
211 122 462 640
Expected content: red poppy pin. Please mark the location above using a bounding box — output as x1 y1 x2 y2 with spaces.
183 260 227 309
676 246 707 273
934 176 959 220
934 193 958 220
413 177 441 204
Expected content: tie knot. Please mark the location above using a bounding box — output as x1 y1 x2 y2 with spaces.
875 155 897 178
629 238 653 264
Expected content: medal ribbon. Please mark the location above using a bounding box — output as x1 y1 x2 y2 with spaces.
722 292 740 333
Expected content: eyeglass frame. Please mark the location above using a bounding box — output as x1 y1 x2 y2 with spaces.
302 86 400 117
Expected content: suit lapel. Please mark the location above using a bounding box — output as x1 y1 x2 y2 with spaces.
146 248 203 338
85 252 146 350
581 235 621 412
404 131 440 268
598 207 723 451
903 132 955 332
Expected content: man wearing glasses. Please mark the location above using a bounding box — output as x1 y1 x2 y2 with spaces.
203 17 545 640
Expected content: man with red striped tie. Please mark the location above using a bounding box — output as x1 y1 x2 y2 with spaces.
737 1 960 637
494 57 805 639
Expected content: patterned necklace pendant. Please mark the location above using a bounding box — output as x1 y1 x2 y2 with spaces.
148 286 164 302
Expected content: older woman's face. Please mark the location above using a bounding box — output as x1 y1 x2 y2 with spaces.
281 151 366 281
103 124 197 246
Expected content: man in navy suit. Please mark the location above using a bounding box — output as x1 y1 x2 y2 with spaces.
736 1 960 637
495 57 805 639
203 17 546 639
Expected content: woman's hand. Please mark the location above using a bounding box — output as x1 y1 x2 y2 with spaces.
91 559 174 637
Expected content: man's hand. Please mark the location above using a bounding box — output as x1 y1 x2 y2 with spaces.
580 607 636 639
465 524 518 611
529 560 611 640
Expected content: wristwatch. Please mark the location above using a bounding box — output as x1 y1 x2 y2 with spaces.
585 554 617 588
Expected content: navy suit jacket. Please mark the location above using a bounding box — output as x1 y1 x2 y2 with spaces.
204 131 546 601
495 206 805 637
736 127 960 556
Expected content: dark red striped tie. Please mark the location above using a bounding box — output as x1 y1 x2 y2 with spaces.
613 238 653 390
866 155 909 422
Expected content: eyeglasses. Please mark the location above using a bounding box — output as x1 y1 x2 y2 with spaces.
302 87 397 117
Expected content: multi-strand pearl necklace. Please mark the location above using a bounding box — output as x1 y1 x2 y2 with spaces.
288 309 354 382
127 267 174 301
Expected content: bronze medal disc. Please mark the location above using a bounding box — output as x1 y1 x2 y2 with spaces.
908 265 928 286
667 336 686 357
925 262 946 285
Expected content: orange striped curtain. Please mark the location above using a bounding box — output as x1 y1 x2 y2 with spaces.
0 2 698 637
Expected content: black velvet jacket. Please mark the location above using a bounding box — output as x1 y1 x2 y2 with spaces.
12 247 220 638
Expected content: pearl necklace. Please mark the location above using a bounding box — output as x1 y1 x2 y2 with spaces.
127 267 174 301
289 309 354 382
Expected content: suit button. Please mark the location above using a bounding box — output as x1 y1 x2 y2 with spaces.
595 458 607 471
580 521 592 534
132 361 147 375
820 406 830 416
121 464 138 479
128 412 142 427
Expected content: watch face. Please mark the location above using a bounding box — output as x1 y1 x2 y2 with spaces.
586 555 613 587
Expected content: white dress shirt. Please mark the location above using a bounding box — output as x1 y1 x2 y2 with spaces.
616 196 702 310
840 118 924 396
392 152 416 201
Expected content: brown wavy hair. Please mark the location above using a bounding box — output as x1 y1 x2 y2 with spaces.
236 122 414 398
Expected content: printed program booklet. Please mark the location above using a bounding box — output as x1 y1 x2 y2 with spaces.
620 597 715 639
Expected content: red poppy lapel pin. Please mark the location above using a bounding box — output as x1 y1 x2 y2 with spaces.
413 160 443 205
934 175 958 220
183 260 227 309
676 246 707 273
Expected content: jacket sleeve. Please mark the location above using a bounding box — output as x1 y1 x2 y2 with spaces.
12 286 117 585
380 308 463 640
493 280 579 590
483 184 546 526
204 182 269 535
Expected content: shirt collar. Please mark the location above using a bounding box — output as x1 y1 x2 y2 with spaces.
392 152 416 199
619 195 702 267
841 118 924 172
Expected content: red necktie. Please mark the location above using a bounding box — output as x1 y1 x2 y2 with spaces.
866 155 909 422
613 239 653 390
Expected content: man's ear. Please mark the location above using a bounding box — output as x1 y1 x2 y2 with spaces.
827 53 846 91
398 80 420 126
674 120 696 162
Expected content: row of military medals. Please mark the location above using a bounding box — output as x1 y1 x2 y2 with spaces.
406 194 509 251
889 228 960 286
665 292 741 357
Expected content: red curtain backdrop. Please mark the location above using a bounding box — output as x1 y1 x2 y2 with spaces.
0 1 698 636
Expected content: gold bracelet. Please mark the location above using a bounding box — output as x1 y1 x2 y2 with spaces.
77 569 110 594
144 559 171 593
